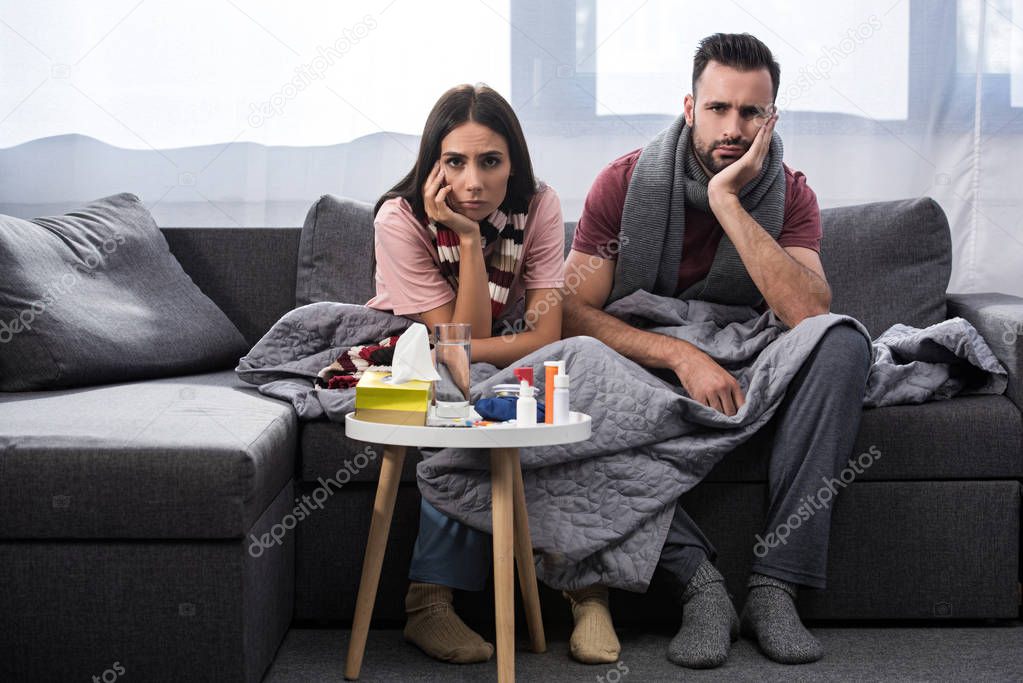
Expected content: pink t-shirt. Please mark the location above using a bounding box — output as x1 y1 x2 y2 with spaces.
572 148 822 295
366 185 566 318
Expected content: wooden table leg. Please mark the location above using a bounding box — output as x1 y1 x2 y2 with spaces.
491 447 516 683
344 445 406 681
511 450 546 654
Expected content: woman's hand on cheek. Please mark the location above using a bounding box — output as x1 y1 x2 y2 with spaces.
423 163 481 241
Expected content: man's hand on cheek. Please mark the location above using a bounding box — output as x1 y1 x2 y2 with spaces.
707 112 778 205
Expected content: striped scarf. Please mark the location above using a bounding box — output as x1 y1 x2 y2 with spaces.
316 335 401 390
428 207 526 318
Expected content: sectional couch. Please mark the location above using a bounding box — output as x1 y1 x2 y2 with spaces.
1 194 1020 682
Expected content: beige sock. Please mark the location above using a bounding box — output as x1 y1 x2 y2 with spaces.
563 584 621 664
403 582 494 664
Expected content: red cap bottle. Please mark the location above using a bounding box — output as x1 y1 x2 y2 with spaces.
513 366 534 386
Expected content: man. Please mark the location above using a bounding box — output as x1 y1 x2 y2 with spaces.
562 33 871 668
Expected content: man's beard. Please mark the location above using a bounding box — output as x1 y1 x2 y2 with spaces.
691 122 751 175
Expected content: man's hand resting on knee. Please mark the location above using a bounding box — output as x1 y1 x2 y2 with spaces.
672 347 746 416
563 249 746 417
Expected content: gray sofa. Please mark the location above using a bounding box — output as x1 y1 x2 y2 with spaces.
2 196 1021 682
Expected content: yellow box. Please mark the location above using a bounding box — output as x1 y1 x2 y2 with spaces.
354 370 431 426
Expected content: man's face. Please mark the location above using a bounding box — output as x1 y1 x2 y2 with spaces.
684 61 775 176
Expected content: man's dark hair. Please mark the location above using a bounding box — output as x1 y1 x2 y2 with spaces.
692 33 780 101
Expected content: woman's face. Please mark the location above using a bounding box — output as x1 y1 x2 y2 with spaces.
436 121 512 221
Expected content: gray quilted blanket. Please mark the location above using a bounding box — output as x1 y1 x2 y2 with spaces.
235 291 1006 591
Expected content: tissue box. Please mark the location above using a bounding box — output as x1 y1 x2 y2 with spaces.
355 370 431 426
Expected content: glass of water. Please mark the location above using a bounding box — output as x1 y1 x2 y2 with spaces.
432 323 472 418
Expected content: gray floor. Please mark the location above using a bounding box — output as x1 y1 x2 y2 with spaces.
265 622 1023 682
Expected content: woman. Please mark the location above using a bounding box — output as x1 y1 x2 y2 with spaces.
366 84 619 666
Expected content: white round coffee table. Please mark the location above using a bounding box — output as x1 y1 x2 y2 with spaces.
342 411 592 683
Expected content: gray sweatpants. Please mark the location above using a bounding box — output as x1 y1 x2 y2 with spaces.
658 323 872 592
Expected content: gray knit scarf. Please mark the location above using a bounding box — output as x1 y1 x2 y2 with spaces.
608 113 786 307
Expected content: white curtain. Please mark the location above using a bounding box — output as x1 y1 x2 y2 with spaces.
1 0 1019 295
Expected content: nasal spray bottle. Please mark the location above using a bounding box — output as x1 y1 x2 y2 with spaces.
552 373 570 425
516 380 537 426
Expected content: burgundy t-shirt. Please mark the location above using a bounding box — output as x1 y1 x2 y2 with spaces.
572 148 822 295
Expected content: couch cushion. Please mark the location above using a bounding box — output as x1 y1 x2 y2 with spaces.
820 197 952 338
0 193 249 391
707 395 1023 482
162 227 301 346
295 195 376 307
0 370 296 539
1 483 295 682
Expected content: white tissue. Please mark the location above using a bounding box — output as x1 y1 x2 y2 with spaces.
390 323 442 384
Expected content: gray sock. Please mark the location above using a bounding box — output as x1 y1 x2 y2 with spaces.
740 573 823 664
666 559 739 669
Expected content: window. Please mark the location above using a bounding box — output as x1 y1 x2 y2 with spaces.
1 0 1019 296
592 1 907 119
